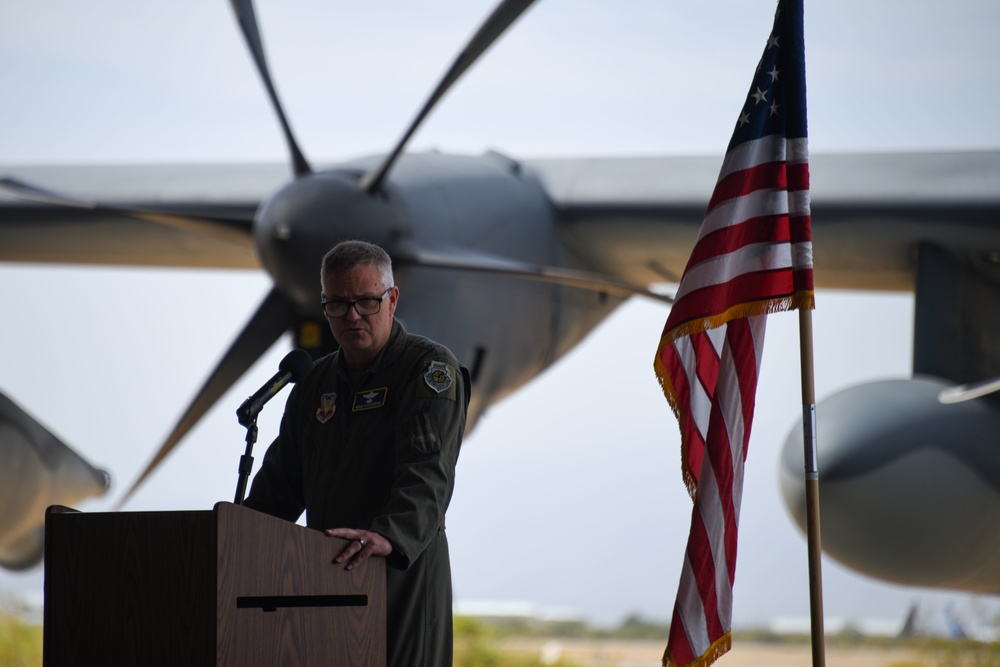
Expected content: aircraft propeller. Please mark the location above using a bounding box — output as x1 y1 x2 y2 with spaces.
0 0 669 510
116 0 542 506
938 375 1000 404
229 0 312 177
358 0 537 194
118 288 301 503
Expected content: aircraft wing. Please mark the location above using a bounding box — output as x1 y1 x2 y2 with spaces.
10 150 999 283
0 163 288 269
4 149 1000 589
6 150 1000 384
528 150 1000 296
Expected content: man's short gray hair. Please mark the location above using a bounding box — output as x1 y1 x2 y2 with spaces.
320 240 394 289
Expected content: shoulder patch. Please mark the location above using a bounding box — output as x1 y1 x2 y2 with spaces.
418 361 457 400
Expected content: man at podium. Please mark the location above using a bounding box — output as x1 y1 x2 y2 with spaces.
244 240 471 667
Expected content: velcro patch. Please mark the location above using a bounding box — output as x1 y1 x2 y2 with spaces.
316 392 337 423
418 361 457 401
352 387 388 411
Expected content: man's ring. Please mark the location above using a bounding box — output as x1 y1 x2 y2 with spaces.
358 538 366 547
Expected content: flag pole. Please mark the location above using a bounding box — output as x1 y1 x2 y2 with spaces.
798 307 826 666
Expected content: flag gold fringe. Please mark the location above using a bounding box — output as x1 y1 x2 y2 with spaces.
653 290 815 497
659 292 815 353
662 630 732 667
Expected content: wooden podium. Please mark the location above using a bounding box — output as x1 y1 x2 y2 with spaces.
43 502 386 666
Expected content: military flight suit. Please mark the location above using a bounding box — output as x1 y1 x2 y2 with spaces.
244 319 470 667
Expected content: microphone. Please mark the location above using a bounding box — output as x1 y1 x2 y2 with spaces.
236 349 314 426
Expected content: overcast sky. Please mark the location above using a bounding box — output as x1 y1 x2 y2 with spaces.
1 0 999 630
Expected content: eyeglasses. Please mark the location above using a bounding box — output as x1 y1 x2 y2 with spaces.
320 288 392 318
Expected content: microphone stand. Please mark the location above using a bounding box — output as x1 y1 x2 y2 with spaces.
231 348 313 505
234 417 258 505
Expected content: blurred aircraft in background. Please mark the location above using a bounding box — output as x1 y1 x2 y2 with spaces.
1 0 998 606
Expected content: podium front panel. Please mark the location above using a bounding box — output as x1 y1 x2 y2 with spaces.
44 504 386 666
215 503 386 666
44 507 216 665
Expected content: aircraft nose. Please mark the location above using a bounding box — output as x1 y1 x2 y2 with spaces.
779 376 1000 594
253 172 408 312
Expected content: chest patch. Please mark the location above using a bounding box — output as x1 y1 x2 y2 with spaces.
352 387 388 412
315 393 337 423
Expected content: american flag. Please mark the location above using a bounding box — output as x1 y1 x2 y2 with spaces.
653 1 813 666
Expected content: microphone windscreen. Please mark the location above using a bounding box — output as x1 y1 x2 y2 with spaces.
278 349 314 383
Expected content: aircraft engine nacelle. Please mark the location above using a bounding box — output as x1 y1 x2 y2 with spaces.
779 376 1000 594
0 393 110 570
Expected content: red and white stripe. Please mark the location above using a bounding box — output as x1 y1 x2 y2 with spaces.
655 133 812 667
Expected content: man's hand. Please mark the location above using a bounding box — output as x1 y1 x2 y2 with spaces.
325 528 393 570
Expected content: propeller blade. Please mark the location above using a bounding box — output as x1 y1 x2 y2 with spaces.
938 375 1000 404
392 241 674 304
229 0 312 177
359 0 537 194
116 287 300 508
0 177 254 249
